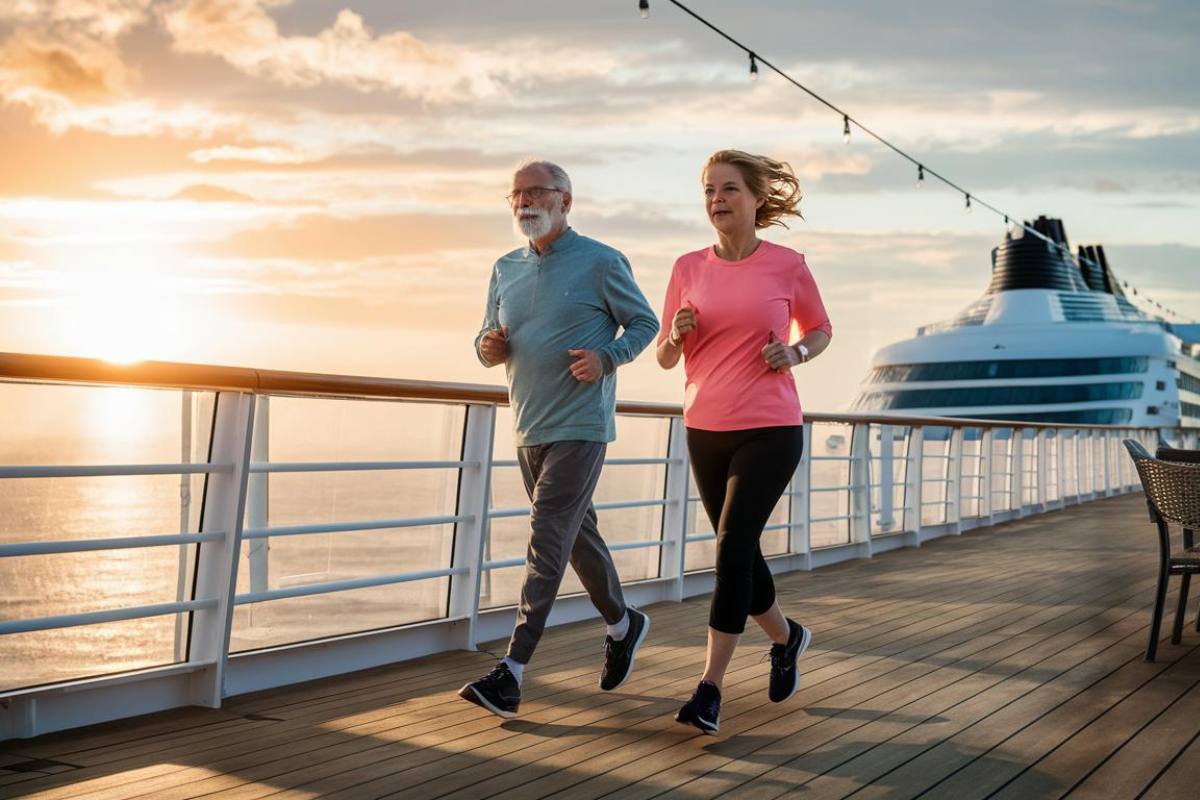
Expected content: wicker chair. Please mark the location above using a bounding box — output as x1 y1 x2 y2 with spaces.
1124 439 1200 661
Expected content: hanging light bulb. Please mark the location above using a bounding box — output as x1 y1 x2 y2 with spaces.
916 164 925 187
842 115 851 144
749 52 758 81
964 194 972 213
639 0 649 19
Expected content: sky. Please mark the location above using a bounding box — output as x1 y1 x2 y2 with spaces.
0 0 1197 411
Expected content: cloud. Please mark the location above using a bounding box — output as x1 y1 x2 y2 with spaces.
158 0 506 103
0 0 243 140
170 183 256 202
204 211 513 261
0 1 153 40
187 145 532 172
0 30 133 102
0 107 204 196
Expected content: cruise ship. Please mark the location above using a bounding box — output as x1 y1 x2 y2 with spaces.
851 216 1200 436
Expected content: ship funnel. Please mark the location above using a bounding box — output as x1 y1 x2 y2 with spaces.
986 215 1089 294
1077 244 1126 298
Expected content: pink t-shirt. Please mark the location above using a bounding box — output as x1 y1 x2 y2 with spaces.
659 240 832 431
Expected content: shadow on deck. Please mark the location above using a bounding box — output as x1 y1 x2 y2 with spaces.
4 494 1200 800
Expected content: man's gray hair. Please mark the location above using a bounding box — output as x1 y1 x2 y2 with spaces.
515 158 572 194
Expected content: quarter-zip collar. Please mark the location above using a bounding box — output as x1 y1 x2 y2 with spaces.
528 226 578 260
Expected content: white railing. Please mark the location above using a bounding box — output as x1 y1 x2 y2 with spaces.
0 351 1190 741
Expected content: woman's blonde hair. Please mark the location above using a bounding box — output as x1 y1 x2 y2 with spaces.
704 150 802 229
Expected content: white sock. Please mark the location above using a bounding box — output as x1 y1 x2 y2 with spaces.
607 610 630 642
501 657 524 685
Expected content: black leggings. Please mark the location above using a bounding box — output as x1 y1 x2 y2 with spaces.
687 425 805 634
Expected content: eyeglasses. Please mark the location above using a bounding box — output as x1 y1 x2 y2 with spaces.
505 186 564 206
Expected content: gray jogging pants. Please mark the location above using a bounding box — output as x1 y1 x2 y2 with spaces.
505 440 627 664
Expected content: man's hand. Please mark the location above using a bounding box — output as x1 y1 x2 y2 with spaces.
762 331 803 373
480 325 509 366
568 348 602 383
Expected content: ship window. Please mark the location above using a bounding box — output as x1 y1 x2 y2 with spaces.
969 409 1134 425
1156 381 1166 391
854 381 1144 411
867 357 1148 384
1183 401 1200 419
1147 406 1159 416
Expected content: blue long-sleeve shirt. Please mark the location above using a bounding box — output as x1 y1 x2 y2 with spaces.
475 227 659 446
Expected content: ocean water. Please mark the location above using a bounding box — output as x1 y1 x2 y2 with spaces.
0 384 855 692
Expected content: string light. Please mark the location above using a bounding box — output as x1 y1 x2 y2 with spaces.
639 0 1195 323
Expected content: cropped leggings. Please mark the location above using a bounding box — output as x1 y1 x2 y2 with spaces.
687 425 805 634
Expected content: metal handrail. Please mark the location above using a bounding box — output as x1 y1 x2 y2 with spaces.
0 350 1171 431
242 514 469 540
0 532 224 558
234 567 466 605
0 599 218 636
0 463 230 479
249 460 474 473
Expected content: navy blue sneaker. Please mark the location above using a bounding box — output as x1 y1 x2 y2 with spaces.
675 680 721 735
458 662 520 718
600 608 650 691
768 619 812 703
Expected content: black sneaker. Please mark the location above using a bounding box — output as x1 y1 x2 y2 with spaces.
458 662 520 718
600 608 650 691
768 619 812 703
675 681 721 735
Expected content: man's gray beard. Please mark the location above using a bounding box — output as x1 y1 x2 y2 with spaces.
513 207 560 243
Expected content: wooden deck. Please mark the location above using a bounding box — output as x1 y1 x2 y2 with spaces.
4 494 1200 800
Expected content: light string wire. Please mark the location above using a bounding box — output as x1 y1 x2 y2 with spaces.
637 0 1194 323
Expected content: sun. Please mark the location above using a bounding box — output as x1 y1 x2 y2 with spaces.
52 246 186 365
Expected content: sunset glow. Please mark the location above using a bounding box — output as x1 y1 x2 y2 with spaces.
0 1 1195 409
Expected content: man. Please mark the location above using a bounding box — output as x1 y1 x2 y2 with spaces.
460 159 660 718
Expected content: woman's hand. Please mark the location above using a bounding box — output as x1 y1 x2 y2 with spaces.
762 331 804 372
669 302 698 346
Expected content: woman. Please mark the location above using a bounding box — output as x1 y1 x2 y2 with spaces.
657 149 832 735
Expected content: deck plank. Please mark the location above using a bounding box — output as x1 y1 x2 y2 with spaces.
2 494 1194 800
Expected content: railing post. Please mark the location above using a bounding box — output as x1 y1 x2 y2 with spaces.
849 423 873 552
1084 431 1094 501
174 391 193 663
788 421 813 566
947 426 964 534
876 424 897 532
1103 429 1114 496
905 426 924 546
1060 431 1070 506
1115 429 1126 491
188 391 255 708
981 427 995 525
448 403 497 651
660 416 690 601
1116 430 1124 492
1035 428 1048 513
1011 428 1025 518
246 396 270 594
